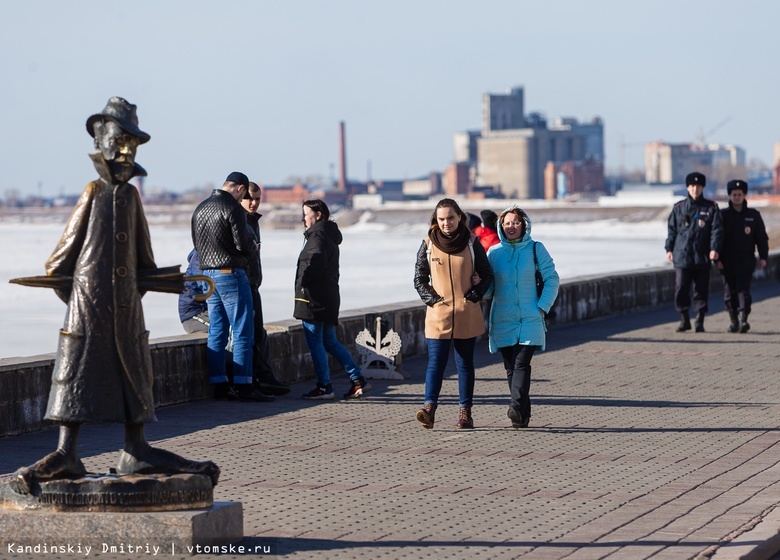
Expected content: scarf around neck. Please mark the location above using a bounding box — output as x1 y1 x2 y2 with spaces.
429 223 471 255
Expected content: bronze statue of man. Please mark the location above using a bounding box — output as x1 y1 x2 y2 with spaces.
11 97 218 494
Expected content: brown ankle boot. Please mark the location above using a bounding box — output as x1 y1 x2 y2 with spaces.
456 407 474 429
416 403 437 429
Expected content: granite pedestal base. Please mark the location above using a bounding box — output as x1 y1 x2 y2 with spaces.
0 501 243 552
1 473 214 512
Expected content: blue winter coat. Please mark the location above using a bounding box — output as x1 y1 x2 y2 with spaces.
487 208 559 352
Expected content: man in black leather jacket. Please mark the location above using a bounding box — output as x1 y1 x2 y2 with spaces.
665 171 723 332
191 172 263 401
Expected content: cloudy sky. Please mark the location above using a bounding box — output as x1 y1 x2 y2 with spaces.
1 0 778 197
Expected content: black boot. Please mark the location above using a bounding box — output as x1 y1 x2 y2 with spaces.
727 310 739 333
739 311 750 333
676 312 692 332
694 311 705 332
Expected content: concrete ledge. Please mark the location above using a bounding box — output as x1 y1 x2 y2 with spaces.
0 501 243 551
1 252 778 437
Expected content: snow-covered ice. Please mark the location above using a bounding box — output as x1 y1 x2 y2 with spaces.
0 218 669 358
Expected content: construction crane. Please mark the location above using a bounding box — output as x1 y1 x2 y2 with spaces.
697 116 732 148
618 135 648 176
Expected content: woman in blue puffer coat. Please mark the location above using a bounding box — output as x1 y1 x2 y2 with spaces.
487 206 559 428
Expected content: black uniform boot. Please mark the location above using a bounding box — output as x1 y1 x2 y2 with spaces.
727 310 739 333
694 311 705 332
676 312 692 332
739 311 750 333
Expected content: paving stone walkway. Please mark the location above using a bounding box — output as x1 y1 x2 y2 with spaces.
2 283 780 560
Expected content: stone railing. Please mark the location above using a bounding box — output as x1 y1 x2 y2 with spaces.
2 252 778 437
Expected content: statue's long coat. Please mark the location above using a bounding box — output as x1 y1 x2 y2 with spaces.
44 154 157 424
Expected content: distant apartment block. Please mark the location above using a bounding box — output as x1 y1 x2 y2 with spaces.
645 142 746 185
454 85 605 199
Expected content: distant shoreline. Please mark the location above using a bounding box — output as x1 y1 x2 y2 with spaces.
2 203 779 245
0 202 675 228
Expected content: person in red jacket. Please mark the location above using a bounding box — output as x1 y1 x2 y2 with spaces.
472 210 500 334
473 210 500 252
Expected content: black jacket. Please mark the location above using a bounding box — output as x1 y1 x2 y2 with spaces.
246 212 263 289
191 189 255 270
665 195 724 269
719 200 769 270
293 220 342 324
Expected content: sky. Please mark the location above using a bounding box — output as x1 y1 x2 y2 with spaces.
1 0 779 198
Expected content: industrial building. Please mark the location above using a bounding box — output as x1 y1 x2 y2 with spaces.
453 86 605 199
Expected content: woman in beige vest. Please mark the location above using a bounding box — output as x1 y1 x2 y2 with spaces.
413 198 493 429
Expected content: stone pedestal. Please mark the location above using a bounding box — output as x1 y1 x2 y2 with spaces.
0 472 243 552
1 473 213 512
0 501 243 552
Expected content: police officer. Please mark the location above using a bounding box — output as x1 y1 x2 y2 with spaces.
716 179 769 333
665 171 724 332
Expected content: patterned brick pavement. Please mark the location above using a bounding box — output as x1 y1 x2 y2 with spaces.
2 283 780 560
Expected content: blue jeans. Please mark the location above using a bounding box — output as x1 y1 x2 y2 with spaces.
424 337 476 408
301 321 362 386
204 269 254 385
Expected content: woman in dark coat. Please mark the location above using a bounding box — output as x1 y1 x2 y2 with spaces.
294 199 370 401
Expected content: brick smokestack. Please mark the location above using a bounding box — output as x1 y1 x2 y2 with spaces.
338 121 347 190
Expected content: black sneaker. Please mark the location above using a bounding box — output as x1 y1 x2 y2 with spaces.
236 385 276 402
343 377 372 399
255 374 291 396
214 383 239 401
302 384 335 400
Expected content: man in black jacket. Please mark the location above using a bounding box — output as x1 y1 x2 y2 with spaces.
716 179 769 333
241 182 289 395
191 172 264 401
665 171 724 332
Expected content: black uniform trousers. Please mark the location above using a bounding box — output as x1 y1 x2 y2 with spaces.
675 268 711 314
721 267 754 314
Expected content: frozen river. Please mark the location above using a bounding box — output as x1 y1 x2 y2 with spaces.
0 218 669 358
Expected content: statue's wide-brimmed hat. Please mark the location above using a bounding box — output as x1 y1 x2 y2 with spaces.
86 97 150 144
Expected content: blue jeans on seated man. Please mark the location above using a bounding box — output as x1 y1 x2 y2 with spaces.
424 337 476 408
203 268 254 385
302 320 362 386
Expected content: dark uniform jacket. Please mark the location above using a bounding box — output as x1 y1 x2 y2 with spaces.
293 219 342 325
45 154 157 424
191 189 255 270
719 200 769 271
665 195 724 269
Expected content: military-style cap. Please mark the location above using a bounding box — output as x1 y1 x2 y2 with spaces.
727 179 748 194
86 97 150 144
685 172 706 187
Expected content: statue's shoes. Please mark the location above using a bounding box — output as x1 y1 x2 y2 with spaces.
116 448 220 487
10 451 87 494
